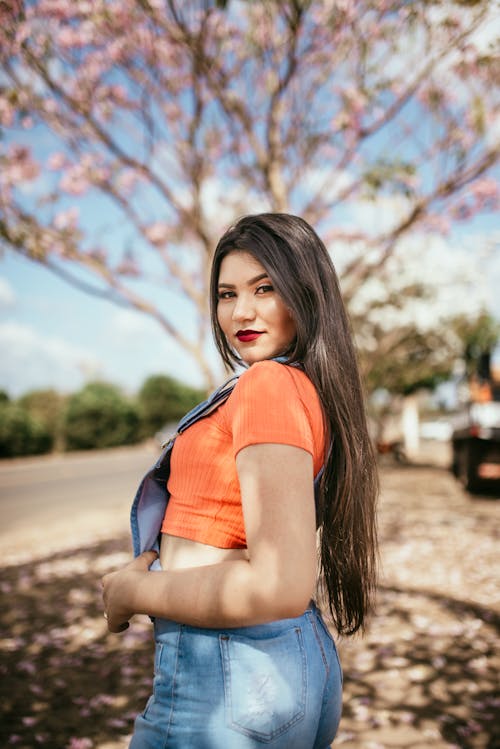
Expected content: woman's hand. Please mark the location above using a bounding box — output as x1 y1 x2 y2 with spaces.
101 550 158 633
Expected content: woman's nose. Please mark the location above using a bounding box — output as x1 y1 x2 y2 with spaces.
232 293 255 322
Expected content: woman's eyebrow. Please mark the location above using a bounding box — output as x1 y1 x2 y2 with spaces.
218 273 269 288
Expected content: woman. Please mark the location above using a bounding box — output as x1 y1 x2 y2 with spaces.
102 213 378 748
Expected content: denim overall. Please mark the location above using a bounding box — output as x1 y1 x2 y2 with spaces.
128 368 342 748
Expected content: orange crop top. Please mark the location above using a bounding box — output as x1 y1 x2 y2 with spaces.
161 360 326 548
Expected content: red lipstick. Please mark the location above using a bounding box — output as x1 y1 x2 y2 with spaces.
236 330 262 342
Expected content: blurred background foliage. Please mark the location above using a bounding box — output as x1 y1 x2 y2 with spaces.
63 382 140 451
137 375 205 440
0 400 53 458
0 375 204 457
1 308 498 458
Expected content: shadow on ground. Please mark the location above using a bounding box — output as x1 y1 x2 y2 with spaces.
337 585 499 748
1 532 498 749
1 536 153 749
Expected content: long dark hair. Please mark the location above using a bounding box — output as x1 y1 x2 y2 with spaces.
210 213 378 636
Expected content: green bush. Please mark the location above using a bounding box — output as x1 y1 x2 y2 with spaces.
138 375 205 437
63 382 140 451
0 403 53 457
18 389 66 451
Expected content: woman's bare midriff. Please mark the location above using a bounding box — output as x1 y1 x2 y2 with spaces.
159 533 249 571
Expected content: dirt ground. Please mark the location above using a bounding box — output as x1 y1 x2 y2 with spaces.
1 451 499 749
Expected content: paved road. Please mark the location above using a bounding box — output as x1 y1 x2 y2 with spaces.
0 444 157 562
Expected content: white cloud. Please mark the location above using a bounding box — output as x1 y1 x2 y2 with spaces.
0 278 16 307
200 176 269 234
0 321 102 397
106 308 159 339
349 195 412 237
470 16 500 54
348 231 491 332
481 243 500 319
105 306 200 350
300 167 356 205
101 308 222 391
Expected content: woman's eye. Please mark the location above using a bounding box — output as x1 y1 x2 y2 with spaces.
256 284 273 294
217 290 235 300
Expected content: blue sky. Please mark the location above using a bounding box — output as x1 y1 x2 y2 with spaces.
0 249 216 397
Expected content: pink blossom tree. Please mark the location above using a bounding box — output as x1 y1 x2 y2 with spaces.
1 0 498 387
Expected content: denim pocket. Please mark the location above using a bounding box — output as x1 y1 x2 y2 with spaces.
220 626 306 742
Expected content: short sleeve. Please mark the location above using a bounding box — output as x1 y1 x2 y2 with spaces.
223 361 316 458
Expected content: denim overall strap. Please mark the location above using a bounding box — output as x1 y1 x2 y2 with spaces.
177 374 240 435
130 374 240 561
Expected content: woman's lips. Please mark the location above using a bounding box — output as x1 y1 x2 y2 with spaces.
236 330 263 342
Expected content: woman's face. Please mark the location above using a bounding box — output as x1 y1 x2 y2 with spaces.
216 251 296 365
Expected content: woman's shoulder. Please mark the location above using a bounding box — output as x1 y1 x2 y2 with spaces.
234 360 318 403
238 358 288 382
222 360 324 460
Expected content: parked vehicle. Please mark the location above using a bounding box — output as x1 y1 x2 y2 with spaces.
451 402 500 492
375 439 408 464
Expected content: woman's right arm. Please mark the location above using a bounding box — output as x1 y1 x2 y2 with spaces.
102 442 317 631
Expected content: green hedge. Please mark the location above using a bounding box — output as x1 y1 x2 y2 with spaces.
63 382 140 451
0 375 206 457
137 375 205 438
18 389 66 451
0 403 53 457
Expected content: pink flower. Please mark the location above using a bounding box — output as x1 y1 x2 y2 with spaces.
65 739 93 749
42 98 58 114
470 177 499 203
423 213 451 235
53 207 79 230
0 97 14 126
18 660 36 675
116 170 139 194
5 145 40 182
60 169 90 196
108 39 127 63
58 26 92 49
33 1 73 21
116 258 140 277
48 152 68 170
108 718 127 728
109 85 128 104
145 222 170 246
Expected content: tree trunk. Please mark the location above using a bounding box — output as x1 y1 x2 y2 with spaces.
402 393 420 461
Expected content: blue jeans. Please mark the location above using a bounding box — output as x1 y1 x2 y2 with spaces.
129 602 342 748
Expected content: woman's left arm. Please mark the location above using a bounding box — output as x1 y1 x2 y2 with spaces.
102 443 317 632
